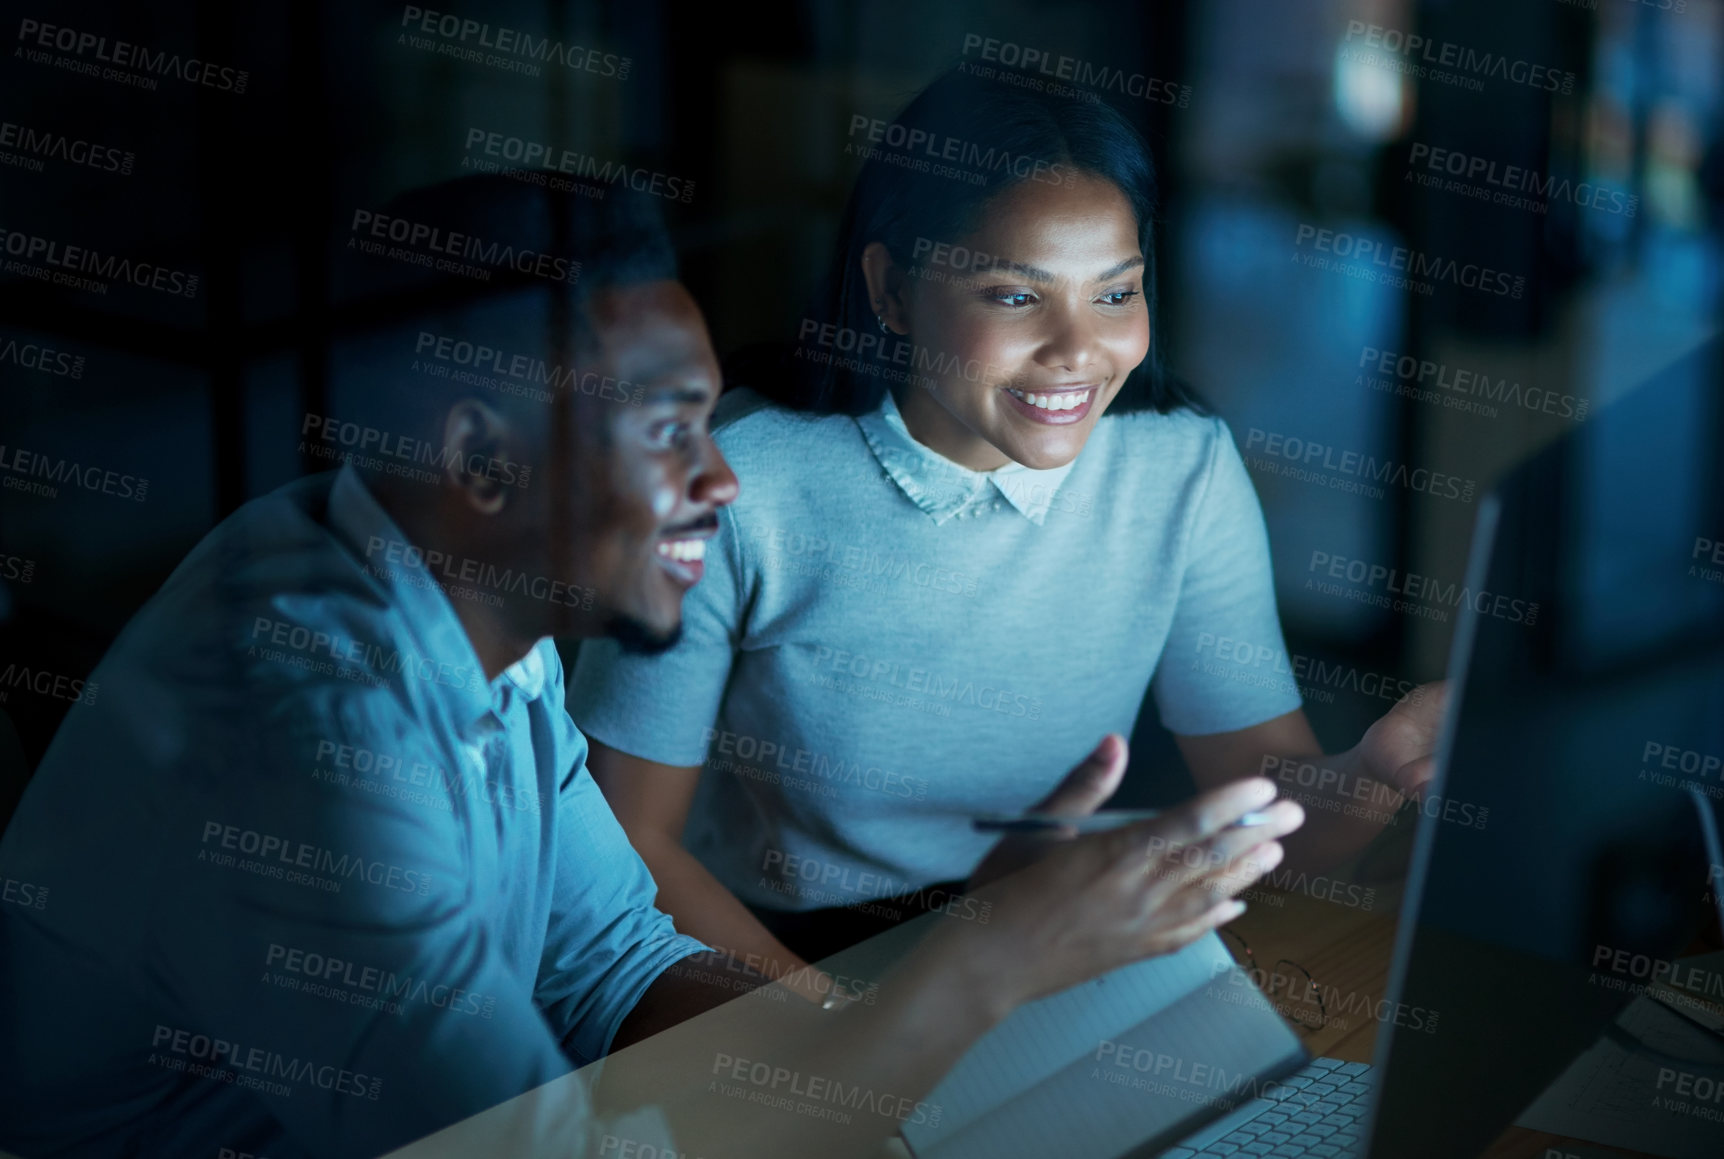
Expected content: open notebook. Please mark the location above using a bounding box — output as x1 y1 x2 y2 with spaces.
901 932 1307 1159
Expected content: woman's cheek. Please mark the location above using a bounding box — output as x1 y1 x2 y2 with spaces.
1108 313 1151 371
940 319 1023 390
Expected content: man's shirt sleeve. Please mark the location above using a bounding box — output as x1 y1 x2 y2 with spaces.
535 651 709 1066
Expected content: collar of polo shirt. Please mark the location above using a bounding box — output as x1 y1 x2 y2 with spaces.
327 464 547 733
855 391 1079 527
500 643 547 702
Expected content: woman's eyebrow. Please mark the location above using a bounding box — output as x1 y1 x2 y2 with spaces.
955 255 1146 284
959 257 1054 283
1093 256 1146 281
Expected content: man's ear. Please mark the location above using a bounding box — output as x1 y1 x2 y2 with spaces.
441 399 515 515
860 241 911 336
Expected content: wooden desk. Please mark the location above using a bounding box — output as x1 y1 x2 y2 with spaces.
1226 876 1662 1158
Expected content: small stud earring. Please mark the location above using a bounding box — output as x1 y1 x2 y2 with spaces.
877 314 890 333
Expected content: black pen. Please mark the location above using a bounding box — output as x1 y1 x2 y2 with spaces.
972 809 1276 835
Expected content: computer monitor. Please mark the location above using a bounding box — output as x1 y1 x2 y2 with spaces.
1360 336 1724 1157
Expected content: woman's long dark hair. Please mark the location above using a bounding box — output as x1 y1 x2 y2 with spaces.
732 66 1204 417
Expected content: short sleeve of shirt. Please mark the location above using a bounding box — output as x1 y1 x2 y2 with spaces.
1150 419 1304 735
535 684 709 1065
567 500 745 768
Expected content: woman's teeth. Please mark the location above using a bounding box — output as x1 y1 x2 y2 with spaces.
1008 388 1092 412
657 539 706 562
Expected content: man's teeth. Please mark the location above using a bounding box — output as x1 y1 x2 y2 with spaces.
657 539 707 563
1007 388 1092 412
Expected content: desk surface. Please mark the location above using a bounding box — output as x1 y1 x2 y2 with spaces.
806 855 1678 1159
1226 877 1664 1159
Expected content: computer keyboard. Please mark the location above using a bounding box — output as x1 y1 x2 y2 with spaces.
1158 1057 1377 1158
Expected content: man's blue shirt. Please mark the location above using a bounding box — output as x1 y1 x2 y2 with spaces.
0 466 705 1158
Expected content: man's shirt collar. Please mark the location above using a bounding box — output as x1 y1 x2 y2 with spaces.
855 390 1077 526
326 466 547 727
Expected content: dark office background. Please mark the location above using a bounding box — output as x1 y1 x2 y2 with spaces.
2 0 1720 817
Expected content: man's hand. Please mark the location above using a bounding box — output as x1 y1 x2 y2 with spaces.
1354 681 1448 798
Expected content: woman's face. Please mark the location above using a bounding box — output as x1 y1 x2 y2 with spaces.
876 173 1150 472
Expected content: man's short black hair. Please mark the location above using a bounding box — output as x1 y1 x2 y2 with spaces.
330 173 678 439
339 171 677 334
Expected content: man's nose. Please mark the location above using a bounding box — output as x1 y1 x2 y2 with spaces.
690 439 739 507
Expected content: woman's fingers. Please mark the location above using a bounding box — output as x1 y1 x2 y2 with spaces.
969 736 1131 890
1139 838 1282 907
1120 794 1300 897
1123 842 1281 957
1029 733 1128 816
1116 776 1280 865
968 780 1300 1003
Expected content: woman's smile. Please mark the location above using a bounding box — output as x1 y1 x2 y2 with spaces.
1001 383 1103 423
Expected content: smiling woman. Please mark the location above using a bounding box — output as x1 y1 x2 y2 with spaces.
861 170 1152 470
750 67 1203 423
568 66 1425 992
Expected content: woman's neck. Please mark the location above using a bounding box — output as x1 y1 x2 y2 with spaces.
889 385 1012 472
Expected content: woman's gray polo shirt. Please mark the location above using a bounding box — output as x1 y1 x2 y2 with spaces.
569 388 1301 911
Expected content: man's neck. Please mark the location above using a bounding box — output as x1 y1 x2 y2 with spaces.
367 480 538 682
448 598 539 683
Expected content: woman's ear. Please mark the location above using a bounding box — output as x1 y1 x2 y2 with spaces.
860 241 910 336
441 399 513 516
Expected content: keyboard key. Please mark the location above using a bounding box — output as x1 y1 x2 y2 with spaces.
1259 1132 1290 1145
1332 1133 1360 1148
1310 1147 1342 1158
1339 1081 1370 1097
1175 1098 1278 1150
1322 1114 1355 1127
1241 1144 1274 1156
1203 1145 1238 1156
1307 1081 1339 1096
1257 1112 1290 1126
1222 1131 1257 1144
1287 1111 1323 1125
1334 1062 1371 1077
1161 1150 1197 1159
1307 1123 1338 1137
1278 1075 1315 1089
1270 1147 1306 1157
1309 1058 1345 1071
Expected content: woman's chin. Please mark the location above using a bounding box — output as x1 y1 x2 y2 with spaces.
991 429 1090 472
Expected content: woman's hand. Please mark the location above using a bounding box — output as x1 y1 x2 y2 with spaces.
955 735 1303 1012
1353 681 1449 798
966 734 1134 890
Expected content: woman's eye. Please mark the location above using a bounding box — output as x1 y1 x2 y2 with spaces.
1099 289 1141 306
984 288 1036 308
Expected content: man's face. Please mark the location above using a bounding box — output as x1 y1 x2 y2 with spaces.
546 280 736 651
